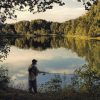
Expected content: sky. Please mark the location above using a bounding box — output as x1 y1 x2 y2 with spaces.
6 0 86 23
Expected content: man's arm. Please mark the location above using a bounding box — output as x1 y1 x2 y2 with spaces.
38 71 49 75
36 67 49 75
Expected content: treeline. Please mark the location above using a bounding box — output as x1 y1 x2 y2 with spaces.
0 20 64 36
63 1 100 37
0 1 100 37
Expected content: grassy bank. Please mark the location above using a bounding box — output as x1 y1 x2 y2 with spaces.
0 87 100 100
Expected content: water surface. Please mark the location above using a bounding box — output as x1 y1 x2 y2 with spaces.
0 36 100 89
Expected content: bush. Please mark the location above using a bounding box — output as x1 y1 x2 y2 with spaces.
71 64 100 95
39 74 62 94
0 66 9 90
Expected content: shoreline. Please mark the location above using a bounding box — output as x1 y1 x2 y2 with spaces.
65 35 100 40
0 34 100 40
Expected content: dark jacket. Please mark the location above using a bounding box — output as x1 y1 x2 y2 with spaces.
28 64 39 80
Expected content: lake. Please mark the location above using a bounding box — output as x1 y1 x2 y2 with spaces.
0 36 100 90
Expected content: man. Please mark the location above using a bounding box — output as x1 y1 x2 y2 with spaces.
28 59 39 94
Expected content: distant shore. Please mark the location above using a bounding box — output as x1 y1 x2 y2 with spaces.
65 35 100 40
0 34 100 40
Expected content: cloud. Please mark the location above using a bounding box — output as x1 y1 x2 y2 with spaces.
4 46 85 76
4 46 83 65
6 4 85 23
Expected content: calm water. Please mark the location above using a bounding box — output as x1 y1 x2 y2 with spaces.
0 36 100 89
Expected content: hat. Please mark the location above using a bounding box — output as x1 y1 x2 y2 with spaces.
32 59 37 63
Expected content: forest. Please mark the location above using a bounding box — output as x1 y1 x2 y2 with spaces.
0 1 100 37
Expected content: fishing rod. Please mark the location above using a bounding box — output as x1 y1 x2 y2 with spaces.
39 71 74 76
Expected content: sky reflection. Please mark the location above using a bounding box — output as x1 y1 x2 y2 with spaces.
3 46 86 89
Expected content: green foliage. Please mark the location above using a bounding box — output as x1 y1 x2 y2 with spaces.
0 0 97 23
14 21 30 34
0 0 65 23
72 64 100 94
64 1 100 37
39 75 62 93
0 66 9 90
1 24 16 35
0 38 10 62
0 19 64 36
0 1 100 37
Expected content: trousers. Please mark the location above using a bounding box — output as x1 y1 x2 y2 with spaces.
29 79 37 93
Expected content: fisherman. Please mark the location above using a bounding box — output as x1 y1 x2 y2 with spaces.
28 59 39 94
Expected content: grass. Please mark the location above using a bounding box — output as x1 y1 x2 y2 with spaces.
0 87 100 100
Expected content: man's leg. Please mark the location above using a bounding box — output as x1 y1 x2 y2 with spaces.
29 80 33 93
32 79 37 94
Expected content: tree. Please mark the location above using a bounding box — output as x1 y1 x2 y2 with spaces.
78 0 98 10
0 66 9 90
39 75 62 93
72 64 100 95
0 0 65 23
0 0 98 23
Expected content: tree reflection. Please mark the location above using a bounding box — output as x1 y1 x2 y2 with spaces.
14 36 64 50
63 38 100 70
14 36 100 70
0 36 100 75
